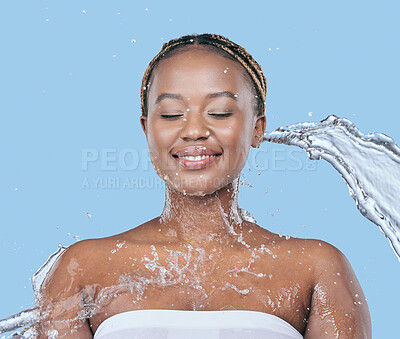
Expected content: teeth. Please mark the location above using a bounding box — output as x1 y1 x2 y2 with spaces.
179 155 216 161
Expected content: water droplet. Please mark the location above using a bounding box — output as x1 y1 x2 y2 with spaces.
86 212 92 219
82 10 86 14
131 38 136 43
308 112 313 117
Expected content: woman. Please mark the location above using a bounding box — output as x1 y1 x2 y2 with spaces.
32 33 371 338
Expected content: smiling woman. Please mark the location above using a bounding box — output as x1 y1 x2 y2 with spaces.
141 41 265 196
25 33 371 339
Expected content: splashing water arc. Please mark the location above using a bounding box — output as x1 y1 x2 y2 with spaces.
264 115 400 261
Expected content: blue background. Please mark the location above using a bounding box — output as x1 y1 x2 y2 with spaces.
1 1 399 337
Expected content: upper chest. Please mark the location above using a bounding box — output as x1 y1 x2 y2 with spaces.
85 241 314 335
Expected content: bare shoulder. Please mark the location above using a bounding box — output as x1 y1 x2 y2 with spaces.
249 227 371 338
40 239 105 297
291 238 352 270
42 219 156 290
34 233 145 338
297 239 372 338
34 239 109 338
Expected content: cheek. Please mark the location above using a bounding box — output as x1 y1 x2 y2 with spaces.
147 118 176 148
216 118 253 169
146 121 176 168
218 117 253 150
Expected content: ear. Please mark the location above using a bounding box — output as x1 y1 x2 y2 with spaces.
140 115 148 138
251 114 266 148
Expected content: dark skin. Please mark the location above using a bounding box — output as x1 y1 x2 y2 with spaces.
31 47 371 338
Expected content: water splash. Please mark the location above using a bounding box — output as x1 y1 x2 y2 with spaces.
0 309 39 336
264 115 400 260
32 245 68 298
0 245 67 336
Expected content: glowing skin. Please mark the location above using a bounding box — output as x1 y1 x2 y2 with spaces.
141 48 264 196
28 47 371 339
140 48 265 246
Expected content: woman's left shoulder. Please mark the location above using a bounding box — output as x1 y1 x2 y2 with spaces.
293 238 350 269
293 239 372 337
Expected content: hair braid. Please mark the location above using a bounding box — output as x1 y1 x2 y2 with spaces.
140 33 267 116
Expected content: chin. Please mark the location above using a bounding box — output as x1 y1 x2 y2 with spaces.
171 175 235 197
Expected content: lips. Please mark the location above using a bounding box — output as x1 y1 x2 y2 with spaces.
172 146 222 170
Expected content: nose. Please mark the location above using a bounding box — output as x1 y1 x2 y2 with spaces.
180 111 209 141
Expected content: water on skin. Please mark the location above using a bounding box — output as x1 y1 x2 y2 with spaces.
2 115 396 336
2 240 295 337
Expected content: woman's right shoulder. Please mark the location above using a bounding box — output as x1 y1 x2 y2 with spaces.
41 237 123 292
52 238 111 266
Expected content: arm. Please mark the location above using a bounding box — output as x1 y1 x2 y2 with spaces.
304 242 371 338
32 243 93 338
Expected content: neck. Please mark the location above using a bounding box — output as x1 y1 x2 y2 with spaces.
159 179 245 247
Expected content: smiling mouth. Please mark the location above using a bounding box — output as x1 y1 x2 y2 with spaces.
172 154 221 170
172 154 220 161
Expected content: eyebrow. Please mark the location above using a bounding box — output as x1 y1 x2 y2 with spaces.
155 93 184 104
154 91 238 104
206 91 237 101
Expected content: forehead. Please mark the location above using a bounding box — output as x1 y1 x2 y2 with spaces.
148 47 253 99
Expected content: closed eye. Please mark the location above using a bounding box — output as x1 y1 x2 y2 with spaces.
160 114 184 119
208 112 233 118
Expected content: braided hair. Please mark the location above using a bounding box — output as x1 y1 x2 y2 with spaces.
140 33 267 116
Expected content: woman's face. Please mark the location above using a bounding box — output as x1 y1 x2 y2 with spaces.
141 47 266 196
